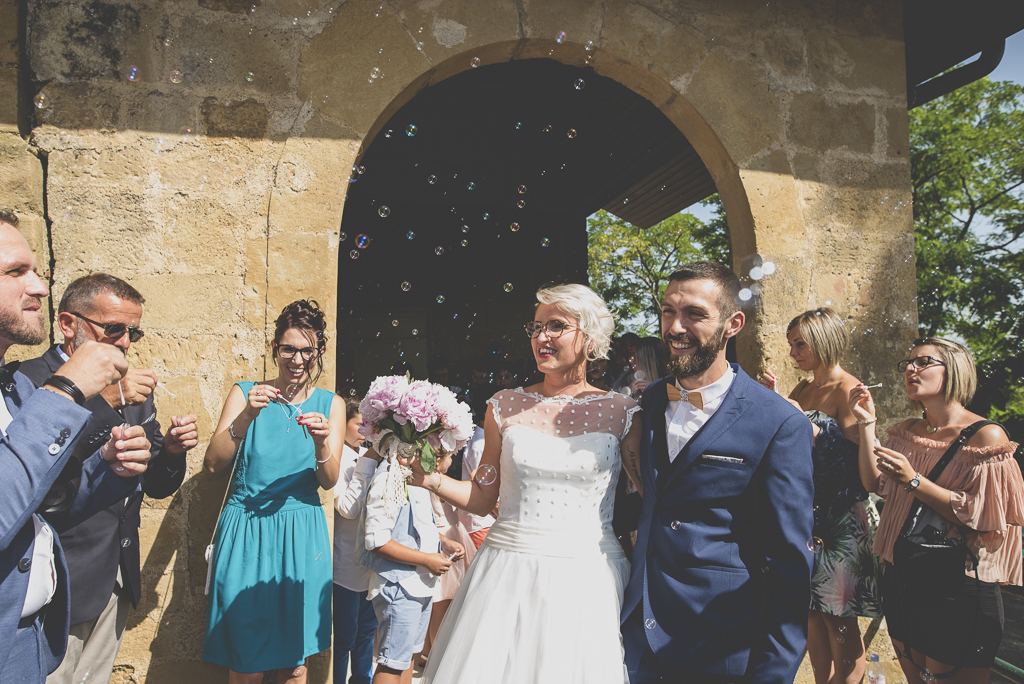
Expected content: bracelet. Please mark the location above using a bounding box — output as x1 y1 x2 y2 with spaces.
857 418 877 426
43 375 86 406
228 420 242 440
315 444 333 464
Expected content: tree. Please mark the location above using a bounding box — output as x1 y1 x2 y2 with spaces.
587 202 729 335
910 77 1024 436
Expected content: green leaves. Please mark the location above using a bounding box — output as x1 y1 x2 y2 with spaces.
587 201 729 334
911 77 1024 435
417 437 436 474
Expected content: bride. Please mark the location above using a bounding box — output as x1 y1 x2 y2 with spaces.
405 283 643 684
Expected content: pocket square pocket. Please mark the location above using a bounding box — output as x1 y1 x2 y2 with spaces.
700 454 745 464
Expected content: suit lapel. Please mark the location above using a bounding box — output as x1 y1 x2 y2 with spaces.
664 366 755 486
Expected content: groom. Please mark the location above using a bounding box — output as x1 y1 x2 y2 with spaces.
622 261 814 684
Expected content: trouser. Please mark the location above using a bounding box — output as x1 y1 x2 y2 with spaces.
46 589 129 684
333 584 377 684
0 612 47 684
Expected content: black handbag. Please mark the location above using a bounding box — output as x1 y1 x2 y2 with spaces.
890 420 1001 677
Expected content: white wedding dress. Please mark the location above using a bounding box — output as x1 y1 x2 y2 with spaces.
422 388 640 684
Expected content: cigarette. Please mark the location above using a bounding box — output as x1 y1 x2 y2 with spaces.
863 383 883 389
156 381 176 398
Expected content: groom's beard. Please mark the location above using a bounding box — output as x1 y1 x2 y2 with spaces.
664 322 726 382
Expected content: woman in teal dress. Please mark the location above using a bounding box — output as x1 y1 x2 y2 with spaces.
203 300 344 684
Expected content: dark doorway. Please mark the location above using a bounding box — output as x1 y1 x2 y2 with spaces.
337 58 716 392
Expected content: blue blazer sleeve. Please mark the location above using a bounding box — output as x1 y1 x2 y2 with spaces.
746 411 815 684
0 385 92 552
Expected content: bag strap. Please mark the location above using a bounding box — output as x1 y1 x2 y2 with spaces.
208 434 243 548
898 420 1001 538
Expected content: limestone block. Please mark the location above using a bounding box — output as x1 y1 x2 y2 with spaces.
29 83 121 132
885 106 910 160
201 97 270 138
757 28 808 87
598 1 706 88
738 149 809 257
131 274 241 333
787 94 876 155
266 231 338 308
0 0 17 65
520 0 603 43
28 1 146 82
393 0 519 63
807 33 906 97
685 51 783 166
0 68 16 133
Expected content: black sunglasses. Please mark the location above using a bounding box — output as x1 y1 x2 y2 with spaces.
70 312 145 343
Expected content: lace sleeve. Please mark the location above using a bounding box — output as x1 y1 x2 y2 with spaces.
621 397 642 441
486 392 505 432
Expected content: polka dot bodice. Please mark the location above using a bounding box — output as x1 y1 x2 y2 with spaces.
483 388 640 558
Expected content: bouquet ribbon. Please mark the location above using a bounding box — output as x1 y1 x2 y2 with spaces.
373 429 414 520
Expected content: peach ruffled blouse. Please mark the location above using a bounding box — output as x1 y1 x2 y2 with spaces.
873 426 1024 585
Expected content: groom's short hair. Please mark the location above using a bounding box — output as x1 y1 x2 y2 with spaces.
668 261 741 319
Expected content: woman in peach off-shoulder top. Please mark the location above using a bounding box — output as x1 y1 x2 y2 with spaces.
849 337 1023 684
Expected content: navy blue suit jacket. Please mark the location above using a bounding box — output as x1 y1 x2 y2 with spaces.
0 367 137 675
621 365 814 683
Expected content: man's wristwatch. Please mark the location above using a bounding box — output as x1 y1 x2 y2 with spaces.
905 473 922 493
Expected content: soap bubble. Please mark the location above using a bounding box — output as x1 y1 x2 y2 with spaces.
475 464 497 485
356 234 370 248
435 246 444 255
670 520 682 530
574 78 585 90
517 199 525 208
543 124 552 132
406 231 415 240
644 618 656 630
518 185 527 194
348 165 360 183
567 129 577 138
556 31 566 43
411 328 419 336
33 92 49 110
406 124 417 137
749 266 764 280
428 175 437 184
467 182 475 190
585 40 595 51
510 222 520 232
504 283 513 292
738 288 753 301
470 56 480 68
436 295 445 303
126 66 140 81
370 67 381 80
163 37 172 47
482 212 490 220
339 232 347 241
170 70 183 83
515 121 522 130
349 250 359 259
392 320 399 327
245 71 255 82
541 238 550 247
807 537 823 553
762 261 776 275
461 239 468 247
378 206 390 217
401 281 411 292
461 224 469 233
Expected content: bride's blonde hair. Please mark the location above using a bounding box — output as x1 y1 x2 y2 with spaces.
534 284 614 362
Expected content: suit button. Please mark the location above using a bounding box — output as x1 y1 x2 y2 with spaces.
18 558 31 572
647 545 658 558
121 538 132 548
48 443 60 455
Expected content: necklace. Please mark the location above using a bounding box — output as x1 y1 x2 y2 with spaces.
925 406 964 434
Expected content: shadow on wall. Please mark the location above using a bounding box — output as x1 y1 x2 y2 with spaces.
127 470 332 684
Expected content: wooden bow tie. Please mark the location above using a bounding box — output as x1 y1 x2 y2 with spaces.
666 384 705 410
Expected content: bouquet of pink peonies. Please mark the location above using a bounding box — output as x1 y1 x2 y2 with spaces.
358 374 474 473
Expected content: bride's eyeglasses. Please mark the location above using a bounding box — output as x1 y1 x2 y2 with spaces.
524 320 578 339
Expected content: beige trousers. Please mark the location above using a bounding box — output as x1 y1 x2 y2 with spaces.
46 589 130 684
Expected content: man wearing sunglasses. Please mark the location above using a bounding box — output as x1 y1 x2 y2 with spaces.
19 273 199 684
1 211 152 684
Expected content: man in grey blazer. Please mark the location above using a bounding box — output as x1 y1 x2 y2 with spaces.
0 210 153 683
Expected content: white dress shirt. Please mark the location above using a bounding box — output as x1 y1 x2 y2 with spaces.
0 391 58 618
664 368 736 462
333 445 375 591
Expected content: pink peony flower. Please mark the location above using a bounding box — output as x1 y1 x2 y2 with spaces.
398 381 440 432
360 375 409 423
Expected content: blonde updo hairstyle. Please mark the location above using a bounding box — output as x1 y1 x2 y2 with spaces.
910 337 977 411
535 284 614 362
786 307 850 369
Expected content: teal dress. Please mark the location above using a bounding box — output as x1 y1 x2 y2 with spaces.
203 383 334 672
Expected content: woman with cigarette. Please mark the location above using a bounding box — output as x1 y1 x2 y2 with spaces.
202 300 344 684
761 308 881 684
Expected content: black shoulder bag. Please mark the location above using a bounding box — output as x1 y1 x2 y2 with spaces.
891 420 1002 678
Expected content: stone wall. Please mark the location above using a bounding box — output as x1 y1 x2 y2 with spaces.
2 0 916 681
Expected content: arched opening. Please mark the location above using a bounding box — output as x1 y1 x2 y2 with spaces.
337 57 724 391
